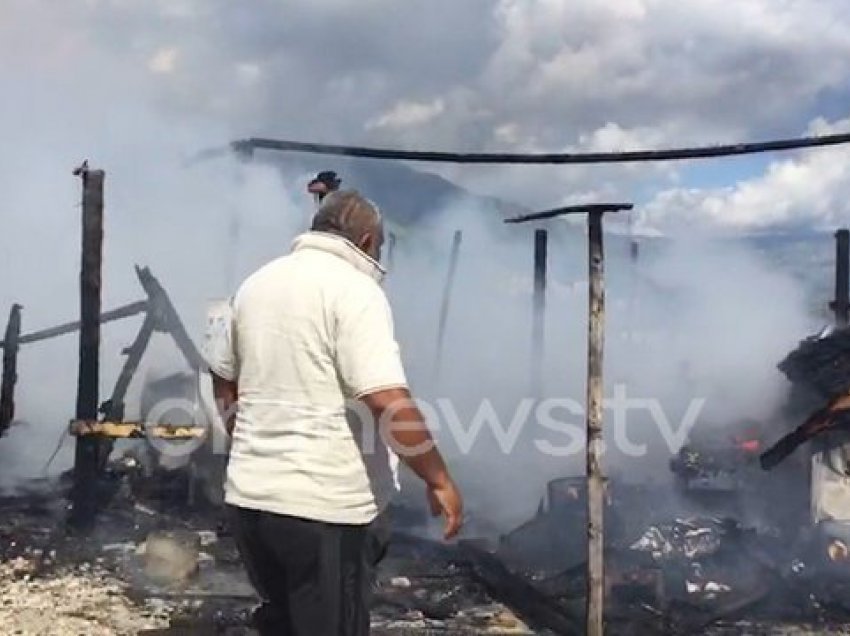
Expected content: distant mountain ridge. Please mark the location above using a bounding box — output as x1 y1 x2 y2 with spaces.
268 154 531 227
266 153 839 320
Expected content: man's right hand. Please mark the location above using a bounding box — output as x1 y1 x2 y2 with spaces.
360 387 463 540
427 479 463 540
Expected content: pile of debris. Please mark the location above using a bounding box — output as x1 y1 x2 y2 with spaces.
780 326 850 400
0 556 169 635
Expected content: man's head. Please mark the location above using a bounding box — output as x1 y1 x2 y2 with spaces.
311 190 385 262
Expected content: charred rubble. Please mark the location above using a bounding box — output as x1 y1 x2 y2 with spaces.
5 324 850 634
3 186 850 633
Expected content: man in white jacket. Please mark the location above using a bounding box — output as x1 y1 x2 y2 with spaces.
208 190 462 636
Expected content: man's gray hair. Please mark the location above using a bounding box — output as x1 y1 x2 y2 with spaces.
311 190 382 244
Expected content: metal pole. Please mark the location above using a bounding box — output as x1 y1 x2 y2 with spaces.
70 166 105 530
433 230 463 383
585 211 606 636
532 229 548 396
831 229 849 327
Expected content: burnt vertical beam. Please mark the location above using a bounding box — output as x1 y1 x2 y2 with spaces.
505 202 630 634
831 229 850 327
70 166 105 530
0 304 22 437
531 229 548 396
585 211 606 636
433 230 463 384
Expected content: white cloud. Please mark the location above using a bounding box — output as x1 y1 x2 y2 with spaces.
148 47 179 74
366 98 446 131
642 117 850 234
3 0 850 228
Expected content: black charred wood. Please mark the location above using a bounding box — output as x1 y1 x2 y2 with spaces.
459 541 582 635
761 408 850 470
779 328 850 400
0 304 22 437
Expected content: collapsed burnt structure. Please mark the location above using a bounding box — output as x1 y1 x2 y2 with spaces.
5 158 850 634
0 167 211 529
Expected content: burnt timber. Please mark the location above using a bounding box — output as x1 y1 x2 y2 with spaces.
0 304 21 436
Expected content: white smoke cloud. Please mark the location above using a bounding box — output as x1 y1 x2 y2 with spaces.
0 0 838 527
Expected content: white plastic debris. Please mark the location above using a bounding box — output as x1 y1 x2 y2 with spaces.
101 542 138 555
197 530 218 547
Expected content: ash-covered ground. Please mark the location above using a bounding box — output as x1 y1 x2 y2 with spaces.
0 477 535 635
4 464 850 635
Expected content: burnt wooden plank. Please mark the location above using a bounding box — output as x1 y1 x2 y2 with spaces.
0 301 148 347
0 304 22 436
136 266 204 370
505 203 633 224
460 542 581 635
234 132 850 165
101 313 157 422
70 419 206 439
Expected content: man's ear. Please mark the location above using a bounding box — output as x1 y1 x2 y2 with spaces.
358 232 374 255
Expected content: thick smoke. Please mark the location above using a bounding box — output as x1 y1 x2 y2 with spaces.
0 139 819 532
0 1 824 533
387 207 817 530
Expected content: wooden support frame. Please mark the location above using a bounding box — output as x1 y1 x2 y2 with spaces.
100 267 202 423
505 202 631 636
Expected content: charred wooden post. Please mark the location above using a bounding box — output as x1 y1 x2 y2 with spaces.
831 228 850 327
585 211 606 636
532 229 548 396
506 202 632 636
70 165 105 530
433 230 463 383
0 304 22 436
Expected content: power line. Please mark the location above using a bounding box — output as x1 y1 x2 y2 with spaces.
231 131 850 165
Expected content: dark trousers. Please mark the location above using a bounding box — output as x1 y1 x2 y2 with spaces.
227 505 389 636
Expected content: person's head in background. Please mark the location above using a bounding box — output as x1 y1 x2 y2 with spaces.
307 170 342 205
311 190 384 263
